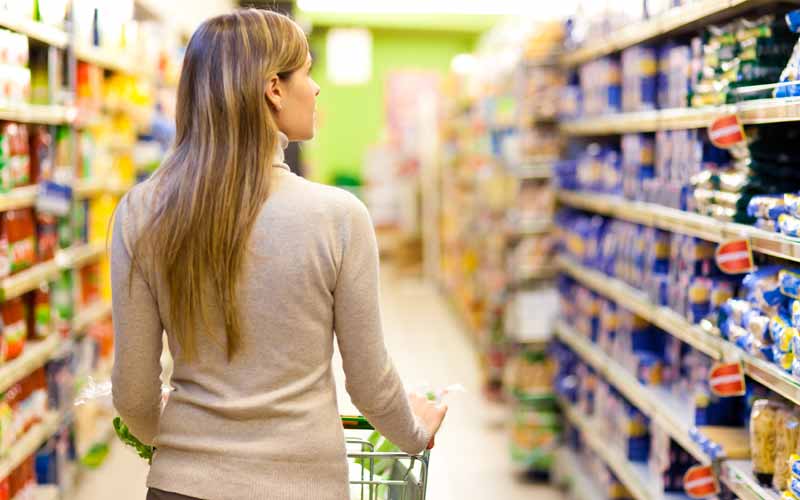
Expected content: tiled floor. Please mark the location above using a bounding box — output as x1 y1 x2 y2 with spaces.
76 266 564 500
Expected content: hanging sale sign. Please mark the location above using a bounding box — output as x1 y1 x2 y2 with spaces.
709 114 746 149
709 361 747 397
683 465 720 498
715 239 755 274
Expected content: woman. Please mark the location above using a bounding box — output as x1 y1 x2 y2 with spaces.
110 9 447 500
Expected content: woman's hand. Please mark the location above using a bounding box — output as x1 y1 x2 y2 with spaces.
408 392 448 450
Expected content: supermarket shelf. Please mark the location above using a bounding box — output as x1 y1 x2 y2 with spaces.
0 335 60 395
561 0 796 66
720 460 780 500
560 400 655 500
507 219 552 237
0 104 73 125
561 98 800 136
554 447 604 499
0 411 60 480
1 260 60 301
555 320 710 464
60 241 106 269
72 301 112 334
106 179 136 197
75 44 155 80
0 185 38 212
0 12 69 48
1 242 104 301
510 163 554 180
74 178 106 199
558 254 800 407
0 179 113 211
557 190 800 264
557 255 725 359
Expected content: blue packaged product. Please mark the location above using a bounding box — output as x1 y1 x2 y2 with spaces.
762 344 777 362
735 331 755 354
780 214 800 238
792 477 800 499
782 270 800 299
688 276 712 323
777 325 798 353
793 300 800 329
744 310 771 342
787 9 800 33
723 299 752 326
744 266 784 307
636 352 663 385
791 454 800 477
748 195 787 219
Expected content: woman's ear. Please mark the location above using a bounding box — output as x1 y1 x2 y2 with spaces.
265 75 283 111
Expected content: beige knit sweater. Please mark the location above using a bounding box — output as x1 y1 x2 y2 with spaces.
110 146 430 499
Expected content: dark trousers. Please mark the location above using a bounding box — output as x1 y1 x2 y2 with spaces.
147 488 202 500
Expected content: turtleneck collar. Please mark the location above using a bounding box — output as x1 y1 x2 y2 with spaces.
273 131 290 170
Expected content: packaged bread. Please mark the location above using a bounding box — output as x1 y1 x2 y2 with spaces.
752 399 785 485
774 409 800 490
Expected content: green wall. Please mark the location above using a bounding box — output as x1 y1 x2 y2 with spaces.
304 28 477 184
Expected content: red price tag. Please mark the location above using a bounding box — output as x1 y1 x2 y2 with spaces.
715 239 755 274
709 114 746 148
709 361 747 397
684 465 720 498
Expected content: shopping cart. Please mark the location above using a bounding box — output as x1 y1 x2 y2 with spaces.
342 415 431 500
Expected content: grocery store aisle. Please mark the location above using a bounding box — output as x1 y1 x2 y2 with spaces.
79 264 563 500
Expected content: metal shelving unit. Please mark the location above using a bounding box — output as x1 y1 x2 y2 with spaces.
556 321 711 464
557 254 800 407
560 98 800 136
0 13 68 48
561 0 799 67
557 190 800 264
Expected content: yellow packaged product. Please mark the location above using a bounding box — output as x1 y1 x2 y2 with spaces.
751 399 785 485
774 409 800 490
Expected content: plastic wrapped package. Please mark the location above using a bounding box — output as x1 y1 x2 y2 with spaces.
752 399 786 485
782 270 800 299
781 214 800 237
774 409 800 490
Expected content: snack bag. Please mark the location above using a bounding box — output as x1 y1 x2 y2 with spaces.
752 399 785 485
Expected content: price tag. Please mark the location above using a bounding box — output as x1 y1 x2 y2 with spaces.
709 361 747 397
715 239 755 274
683 465 720 498
708 114 746 149
36 181 73 217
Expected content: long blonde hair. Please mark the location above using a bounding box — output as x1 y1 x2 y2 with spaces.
134 9 309 361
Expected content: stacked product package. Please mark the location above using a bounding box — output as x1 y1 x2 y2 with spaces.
693 15 796 105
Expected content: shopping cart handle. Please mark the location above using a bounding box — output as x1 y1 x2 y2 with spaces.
341 415 374 430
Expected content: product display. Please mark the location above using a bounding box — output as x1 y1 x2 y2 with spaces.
0 2 180 498
435 2 800 498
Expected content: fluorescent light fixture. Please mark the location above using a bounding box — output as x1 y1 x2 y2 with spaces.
297 0 575 17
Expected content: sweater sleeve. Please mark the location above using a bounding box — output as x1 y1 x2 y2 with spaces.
110 195 164 445
333 198 430 454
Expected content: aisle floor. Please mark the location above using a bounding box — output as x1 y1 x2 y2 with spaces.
77 265 564 500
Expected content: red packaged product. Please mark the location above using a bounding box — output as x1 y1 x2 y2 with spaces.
35 212 57 262
0 477 8 500
7 123 30 188
1 298 26 361
79 263 101 306
28 126 52 184
5 209 36 274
